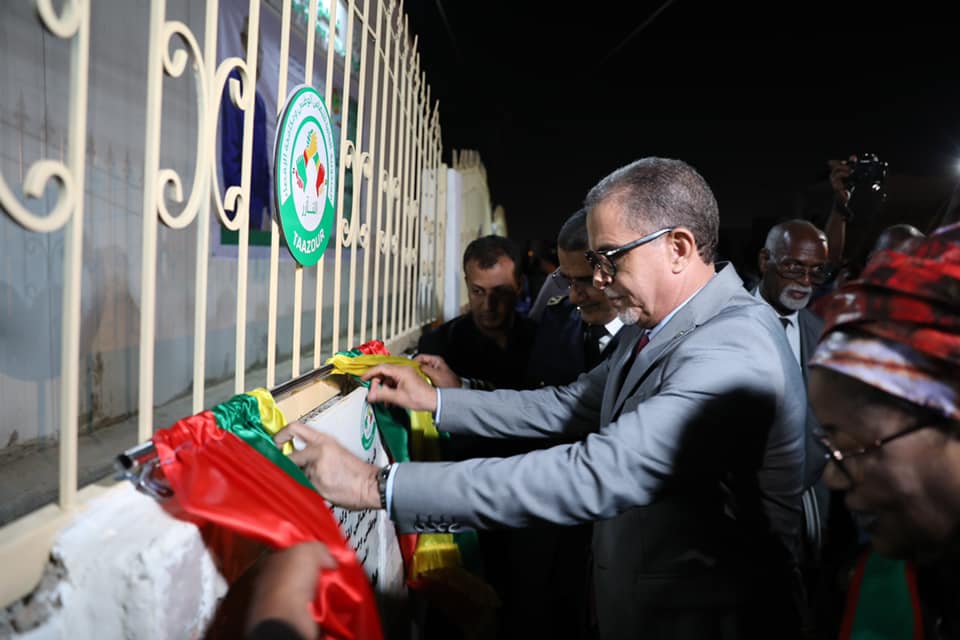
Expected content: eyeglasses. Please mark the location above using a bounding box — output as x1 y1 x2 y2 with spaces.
816 420 942 488
551 269 595 292
585 227 675 278
770 256 829 285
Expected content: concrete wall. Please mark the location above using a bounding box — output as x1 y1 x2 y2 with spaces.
2 483 228 640
1 386 406 639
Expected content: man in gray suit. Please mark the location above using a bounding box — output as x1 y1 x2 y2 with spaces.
279 158 807 639
756 220 830 531
756 220 832 635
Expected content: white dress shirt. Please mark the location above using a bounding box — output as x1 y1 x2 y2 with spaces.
752 288 801 366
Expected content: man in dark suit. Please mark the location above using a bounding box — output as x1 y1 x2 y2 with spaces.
756 222 830 489
526 208 623 388
280 157 807 639
418 211 623 391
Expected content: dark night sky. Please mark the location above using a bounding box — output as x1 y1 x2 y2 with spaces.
404 0 960 261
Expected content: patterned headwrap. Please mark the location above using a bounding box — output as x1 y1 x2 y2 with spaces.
810 222 960 421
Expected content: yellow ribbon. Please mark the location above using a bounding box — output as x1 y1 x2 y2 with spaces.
246 387 293 455
326 354 441 459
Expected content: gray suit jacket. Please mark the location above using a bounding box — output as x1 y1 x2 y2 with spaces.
799 307 827 485
392 264 806 636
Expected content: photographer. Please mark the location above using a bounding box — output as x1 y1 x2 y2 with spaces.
814 154 888 302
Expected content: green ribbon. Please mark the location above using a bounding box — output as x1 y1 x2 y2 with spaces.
212 393 315 493
847 552 919 639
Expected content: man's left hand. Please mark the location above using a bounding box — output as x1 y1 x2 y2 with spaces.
274 421 381 510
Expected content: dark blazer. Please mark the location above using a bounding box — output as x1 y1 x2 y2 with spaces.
525 295 622 387
393 264 807 639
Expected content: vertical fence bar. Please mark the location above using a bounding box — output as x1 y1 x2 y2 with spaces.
407 52 421 331
390 26 410 337
434 107 443 319
402 63 417 333
331 0 356 354
415 82 429 326
430 102 440 320
345 0 372 348
193 0 218 413
358 0 383 344
142 0 212 418
231 0 260 393
381 9 402 341
435 121 447 323
409 68 424 329
398 40 416 334
314 0 337 368
59 0 90 508
295 0 320 379
395 39 408 334
419 96 431 324
137 0 166 442
369 0 393 342
267 0 293 389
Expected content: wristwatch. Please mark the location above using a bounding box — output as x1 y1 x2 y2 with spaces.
377 463 394 510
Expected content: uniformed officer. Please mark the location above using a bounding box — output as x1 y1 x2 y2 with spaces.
526 208 622 387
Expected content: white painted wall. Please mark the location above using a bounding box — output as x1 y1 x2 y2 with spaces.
441 162 493 322
3 385 406 639
6 484 228 640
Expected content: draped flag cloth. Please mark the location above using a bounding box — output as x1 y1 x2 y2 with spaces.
153 410 383 640
811 222 960 421
837 550 923 640
327 342 499 620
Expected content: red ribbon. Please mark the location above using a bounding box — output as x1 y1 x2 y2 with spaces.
152 411 382 640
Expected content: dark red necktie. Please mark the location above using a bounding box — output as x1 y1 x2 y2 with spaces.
635 332 650 353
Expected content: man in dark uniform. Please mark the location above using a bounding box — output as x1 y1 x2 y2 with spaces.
514 208 622 638
417 235 536 391
419 211 621 390
415 235 538 638
527 208 622 387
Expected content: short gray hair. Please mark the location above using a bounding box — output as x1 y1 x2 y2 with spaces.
584 157 719 263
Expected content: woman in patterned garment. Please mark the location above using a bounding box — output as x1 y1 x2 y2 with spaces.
808 222 960 638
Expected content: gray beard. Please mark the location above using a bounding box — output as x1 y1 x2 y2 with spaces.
778 286 812 312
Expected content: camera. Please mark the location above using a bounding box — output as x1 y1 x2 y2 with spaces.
844 153 888 194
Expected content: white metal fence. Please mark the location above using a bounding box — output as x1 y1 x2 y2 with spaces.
0 0 446 606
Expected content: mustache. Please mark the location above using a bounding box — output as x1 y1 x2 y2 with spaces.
783 284 813 296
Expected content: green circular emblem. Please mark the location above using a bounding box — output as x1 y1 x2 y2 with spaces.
273 85 337 266
361 400 377 451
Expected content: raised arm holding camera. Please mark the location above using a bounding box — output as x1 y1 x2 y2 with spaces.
821 153 889 290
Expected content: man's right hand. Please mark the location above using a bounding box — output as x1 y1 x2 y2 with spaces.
828 155 856 208
362 364 439 412
414 353 462 388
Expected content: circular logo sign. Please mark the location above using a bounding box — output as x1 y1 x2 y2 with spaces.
361 400 377 451
273 85 337 266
